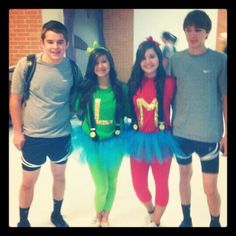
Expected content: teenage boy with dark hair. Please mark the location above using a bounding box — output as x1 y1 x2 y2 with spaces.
170 10 227 227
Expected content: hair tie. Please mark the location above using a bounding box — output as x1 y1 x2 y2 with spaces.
86 41 108 55
146 36 160 47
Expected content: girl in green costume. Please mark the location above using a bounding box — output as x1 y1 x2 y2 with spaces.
72 42 128 227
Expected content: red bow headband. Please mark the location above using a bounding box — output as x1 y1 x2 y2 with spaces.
146 36 160 47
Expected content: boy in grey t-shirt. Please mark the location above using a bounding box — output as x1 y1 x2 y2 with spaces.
10 20 82 227
170 10 227 227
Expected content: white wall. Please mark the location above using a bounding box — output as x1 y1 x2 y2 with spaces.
42 9 64 24
134 9 218 60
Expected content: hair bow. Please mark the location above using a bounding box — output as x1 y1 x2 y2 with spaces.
86 41 108 54
146 36 160 47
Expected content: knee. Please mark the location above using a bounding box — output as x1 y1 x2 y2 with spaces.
204 186 219 198
53 172 65 183
21 179 35 190
180 166 193 180
96 185 108 198
134 185 151 203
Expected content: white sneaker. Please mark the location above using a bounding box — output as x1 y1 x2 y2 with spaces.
90 218 100 227
144 213 153 225
101 221 110 227
147 222 160 227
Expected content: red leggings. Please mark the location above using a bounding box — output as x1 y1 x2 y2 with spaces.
130 157 172 206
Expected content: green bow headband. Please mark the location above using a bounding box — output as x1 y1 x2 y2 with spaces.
86 41 108 55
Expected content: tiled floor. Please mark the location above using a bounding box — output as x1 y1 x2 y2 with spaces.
9 128 227 227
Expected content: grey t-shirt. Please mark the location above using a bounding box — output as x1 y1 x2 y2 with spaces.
11 53 74 138
170 49 227 142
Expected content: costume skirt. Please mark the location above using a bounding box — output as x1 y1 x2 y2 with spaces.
125 128 184 163
71 124 126 170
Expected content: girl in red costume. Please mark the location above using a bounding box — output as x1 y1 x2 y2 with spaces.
127 36 182 227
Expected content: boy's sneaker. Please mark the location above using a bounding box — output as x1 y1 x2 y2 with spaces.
17 220 31 227
179 218 192 227
51 213 69 227
210 221 221 227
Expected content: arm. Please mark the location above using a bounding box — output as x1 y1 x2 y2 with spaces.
163 57 169 68
220 95 227 156
163 76 175 129
9 93 25 150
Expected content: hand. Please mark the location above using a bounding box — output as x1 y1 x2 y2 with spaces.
220 135 227 157
13 132 25 151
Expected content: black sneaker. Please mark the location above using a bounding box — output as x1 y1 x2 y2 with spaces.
210 221 221 227
17 220 31 227
51 213 69 227
179 218 192 227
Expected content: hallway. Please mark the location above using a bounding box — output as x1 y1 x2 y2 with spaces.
9 128 227 227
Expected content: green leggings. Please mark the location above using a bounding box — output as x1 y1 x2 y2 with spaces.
88 160 121 212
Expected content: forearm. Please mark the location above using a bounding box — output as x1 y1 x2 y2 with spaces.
222 95 227 136
9 93 23 134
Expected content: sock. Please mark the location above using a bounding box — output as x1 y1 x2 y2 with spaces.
148 209 155 215
181 204 191 221
210 215 221 227
19 207 30 222
52 199 63 216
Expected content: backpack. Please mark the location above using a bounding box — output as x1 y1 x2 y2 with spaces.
22 54 81 105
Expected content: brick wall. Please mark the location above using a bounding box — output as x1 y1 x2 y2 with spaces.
103 9 133 83
9 9 42 66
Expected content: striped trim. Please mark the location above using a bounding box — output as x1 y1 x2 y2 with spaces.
200 143 219 162
176 153 192 160
21 156 42 168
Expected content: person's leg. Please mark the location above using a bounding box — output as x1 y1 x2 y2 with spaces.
18 169 40 227
130 158 155 224
101 165 121 226
178 163 193 227
203 173 221 227
51 163 67 201
150 157 172 226
89 161 108 226
18 135 45 227
199 142 221 227
48 135 72 227
50 163 69 227
174 136 194 227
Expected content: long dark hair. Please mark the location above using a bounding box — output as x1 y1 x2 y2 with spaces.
128 39 166 126
78 48 124 120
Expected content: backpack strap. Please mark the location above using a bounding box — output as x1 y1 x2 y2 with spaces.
69 58 78 93
68 58 83 113
23 54 36 104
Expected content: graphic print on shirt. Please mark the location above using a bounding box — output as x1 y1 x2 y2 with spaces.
136 98 158 127
94 98 113 125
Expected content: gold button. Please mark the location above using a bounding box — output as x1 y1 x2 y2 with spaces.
115 130 120 135
90 131 96 138
159 123 165 130
133 124 138 130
